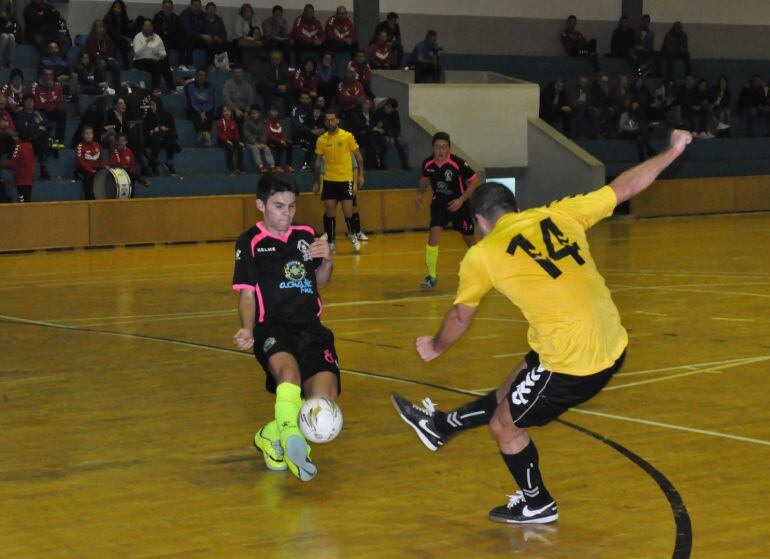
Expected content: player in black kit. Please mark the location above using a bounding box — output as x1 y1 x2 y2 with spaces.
416 132 480 288
232 174 339 482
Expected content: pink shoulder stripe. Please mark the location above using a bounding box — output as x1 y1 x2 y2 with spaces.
233 284 256 292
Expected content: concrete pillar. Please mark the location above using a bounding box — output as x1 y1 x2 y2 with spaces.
622 0 644 25
354 0 380 46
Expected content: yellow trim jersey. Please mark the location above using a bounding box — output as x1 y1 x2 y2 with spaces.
314 128 359 182
454 186 628 375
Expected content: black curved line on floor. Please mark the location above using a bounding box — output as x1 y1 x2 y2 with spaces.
3 318 692 558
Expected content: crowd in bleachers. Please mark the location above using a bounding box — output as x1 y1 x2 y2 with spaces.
0 1 427 203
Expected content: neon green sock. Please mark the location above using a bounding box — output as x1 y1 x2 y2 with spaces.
262 419 279 441
425 245 439 278
275 382 303 445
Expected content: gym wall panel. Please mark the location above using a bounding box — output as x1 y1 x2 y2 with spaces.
645 0 770 26
380 0 618 20
0 202 90 251
630 177 739 217
381 189 430 230
734 177 770 212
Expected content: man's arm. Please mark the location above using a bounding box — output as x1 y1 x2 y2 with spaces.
448 173 480 212
415 303 478 362
309 236 334 288
234 289 256 350
610 129 692 204
415 176 430 207
312 153 323 193
352 148 364 187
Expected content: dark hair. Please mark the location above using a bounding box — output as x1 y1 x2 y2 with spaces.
432 131 450 146
387 11 398 20
426 30 437 39
196 66 208 74
268 103 279 111
249 103 262 112
118 132 128 140
21 94 34 103
567 15 577 21
205 2 215 8
272 4 282 13
385 97 398 109
238 3 252 17
81 125 94 133
470 182 518 219
324 108 339 117
231 64 243 71
257 173 299 203
9 68 24 81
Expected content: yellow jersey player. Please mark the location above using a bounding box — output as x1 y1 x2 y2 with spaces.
312 110 365 253
392 129 693 523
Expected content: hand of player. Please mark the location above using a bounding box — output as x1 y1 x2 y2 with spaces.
233 328 254 351
447 197 464 212
669 129 693 156
415 193 423 209
415 335 442 362
312 181 320 194
308 236 332 261
358 172 365 188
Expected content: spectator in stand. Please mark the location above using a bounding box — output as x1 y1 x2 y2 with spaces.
337 68 365 119
266 103 293 171
373 12 402 67
539 78 572 135
693 78 715 138
325 5 356 55
73 97 108 149
611 15 638 73
179 0 207 72
31 68 65 149
0 5 16 68
590 73 616 138
232 3 263 67
317 51 339 105
661 21 691 79
561 15 599 72
2 69 25 115
104 0 132 67
0 95 15 155
243 104 276 172
216 105 245 174
370 30 395 70
74 126 106 199
202 2 227 67
611 73 633 122
24 0 69 55
651 77 682 127
15 94 50 179
710 75 731 135
410 30 442 83
0 131 35 202
153 0 181 60
618 103 656 161
570 75 600 140
144 97 179 175
737 75 770 137
111 132 151 191
262 4 291 66
291 3 323 65
631 75 654 120
678 74 708 137
73 51 113 96
85 19 121 90
38 41 76 100
290 91 316 171
292 57 319 103
102 96 128 151
374 97 408 169
222 65 255 126
258 49 291 111
185 67 214 145
347 96 384 169
635 14 659 76
348 49 373 97
133 20 176 95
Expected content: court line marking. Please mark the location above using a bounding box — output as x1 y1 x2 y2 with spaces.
569 408 770 447
608 284 770 299
711 317 755 323
492 351 530 359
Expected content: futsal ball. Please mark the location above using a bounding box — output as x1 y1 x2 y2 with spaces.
298 397 343 444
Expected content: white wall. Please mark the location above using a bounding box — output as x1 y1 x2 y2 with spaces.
79 0 353 7
381 0 620 20
646 0 770 26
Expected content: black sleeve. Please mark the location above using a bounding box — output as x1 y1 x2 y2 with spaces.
420 157 430 178
458 157 476 181
232 236 258 290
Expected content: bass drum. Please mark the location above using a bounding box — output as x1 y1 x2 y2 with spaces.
93 167 133 199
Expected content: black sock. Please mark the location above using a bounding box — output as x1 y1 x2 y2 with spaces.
351 211 361 234
344 217 354 235
433 390 498 436
501 439 554 507
323 215 336 242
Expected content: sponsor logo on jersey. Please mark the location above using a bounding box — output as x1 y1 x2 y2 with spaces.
263 337 276 352
444 169 453 182
235 248 242 261
257 246 277 253
297 239 311 261
281 260 314 294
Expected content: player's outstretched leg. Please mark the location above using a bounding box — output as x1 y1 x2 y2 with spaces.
253 419 287 471
275 381 317 481
390 394 446 450
487 400 557 524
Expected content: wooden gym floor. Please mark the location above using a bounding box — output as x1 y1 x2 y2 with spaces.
1 212 769 559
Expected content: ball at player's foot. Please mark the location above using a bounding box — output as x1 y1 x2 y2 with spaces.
299 397 343 443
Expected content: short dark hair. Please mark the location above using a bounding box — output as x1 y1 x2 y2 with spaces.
324 108 339 117
205 2 215 8
272 5 283 14
426 30 437 39
231 64 243 71
385 97 398 109
22 94 34 103
249 103 262 112
257 173 299 203
470 182 518 219
567 15 577 21
432 131 450 146
387 12 398 20
196 66 207 74
118 132 128 140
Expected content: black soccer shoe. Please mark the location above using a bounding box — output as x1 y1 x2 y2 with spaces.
390 393 445 451
488 492 559 524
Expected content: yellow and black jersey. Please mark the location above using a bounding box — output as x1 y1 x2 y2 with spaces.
315 129 359 182
454 186 628 375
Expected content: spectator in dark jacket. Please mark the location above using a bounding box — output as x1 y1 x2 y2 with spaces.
222 65 255 124
203 2 227 65
24 0 69 55
153 0 181 56
347 96 384 169
635 14 659 76
104 0 132 67
14 94 50 179
677 74 707 135
289 91 318 170
611 15 638 72
231 3 263 68
0 5 17 68
539 78 572 135
590 73 616 137
374 97 409 169
101 96 128 150
561 15 599 72
85 19 121 89
709 75 731 134
73 51 111 95
737 74 769 137
242 104 275 172
144 97 179 175
661 21 691 79
570 75 600 139
178 0 207 71
184 66 215 144
317 51 339 105
261 4 291 66
257 49 291 110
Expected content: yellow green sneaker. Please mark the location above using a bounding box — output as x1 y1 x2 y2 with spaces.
253 427 287 471
283 434 317 481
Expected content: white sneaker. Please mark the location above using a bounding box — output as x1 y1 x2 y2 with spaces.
329 242 336 254
357 231 369 241
703 132 715 139
104 87 116 95
178 65 192 72
349 234 361 253
716 122 730 131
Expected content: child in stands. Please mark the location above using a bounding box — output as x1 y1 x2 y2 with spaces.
217 105 245 175
0 131 35 202
111 132 150 190
266 104 293 172
75 125 106 199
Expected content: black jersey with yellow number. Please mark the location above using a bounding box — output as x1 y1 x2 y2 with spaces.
232 222 324 324
421 153 477 199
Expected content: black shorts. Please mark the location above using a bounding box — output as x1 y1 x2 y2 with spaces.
322 179 355 201
252 320 341 394
507 350 626 427
430 198 474 236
